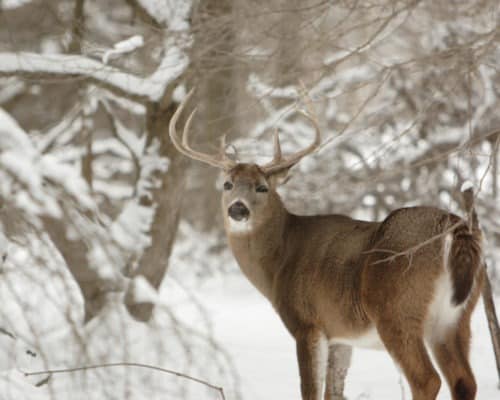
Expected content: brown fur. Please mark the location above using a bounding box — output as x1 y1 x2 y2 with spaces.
219 165 484 400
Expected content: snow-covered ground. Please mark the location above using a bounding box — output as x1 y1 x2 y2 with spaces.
195 273 500 400
1 246 498 399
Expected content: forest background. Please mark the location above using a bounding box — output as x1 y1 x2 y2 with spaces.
0 0 499 399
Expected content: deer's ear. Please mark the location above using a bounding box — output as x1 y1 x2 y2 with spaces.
267 167 291 188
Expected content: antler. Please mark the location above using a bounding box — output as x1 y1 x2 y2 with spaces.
261 109 321 175
169 88 237 170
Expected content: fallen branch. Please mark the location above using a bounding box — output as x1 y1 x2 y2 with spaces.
23 362 226 399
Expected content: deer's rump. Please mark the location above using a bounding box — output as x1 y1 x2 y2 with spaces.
360 206 483 330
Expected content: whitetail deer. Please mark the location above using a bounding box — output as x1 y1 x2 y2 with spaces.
170 89 484 400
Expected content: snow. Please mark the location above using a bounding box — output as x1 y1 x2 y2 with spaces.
127 276 160 304
96 90 146 116
110 200 154 254
461 180 474 192
197 273 500 400
0 108 35 151
0 371 50 400
136 139 169 198
0 228 8 260
0 78 25 104
248 73 299 100
0 231 237 400
0 47 188 102
109 115 146 157
102 35 144 64
0 108 94 218
173 84 187 102
0 0 33 10
137 0 191 31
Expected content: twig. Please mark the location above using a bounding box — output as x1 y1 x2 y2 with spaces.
364 220 463 267
0 327 15 339
23 362 226 399
101 100 142 190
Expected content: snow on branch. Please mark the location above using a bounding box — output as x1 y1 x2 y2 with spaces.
0 108 93 219
135 0 191 31
0 0 33 10
0 45 188 102
102 35 144 65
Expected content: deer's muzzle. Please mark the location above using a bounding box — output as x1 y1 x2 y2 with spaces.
228 201 250 221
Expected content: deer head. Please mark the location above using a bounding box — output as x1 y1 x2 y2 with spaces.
169 88 321 234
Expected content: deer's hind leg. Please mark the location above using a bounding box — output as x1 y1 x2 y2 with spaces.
428 264 483 400
429 325 476 400
376 321 441 400
425 322 475 400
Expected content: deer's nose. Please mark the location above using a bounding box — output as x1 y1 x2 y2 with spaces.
228 201 250 221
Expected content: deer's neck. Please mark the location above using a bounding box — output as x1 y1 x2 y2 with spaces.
225 196 289 299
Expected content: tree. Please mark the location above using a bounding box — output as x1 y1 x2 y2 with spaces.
0 0 191 322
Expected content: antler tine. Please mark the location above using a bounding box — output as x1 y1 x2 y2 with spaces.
220 134 227 153
261 109 321 175
271 127 282 163
169 88 236 170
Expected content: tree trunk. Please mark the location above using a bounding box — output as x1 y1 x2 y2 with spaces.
42 216 109 322
125 100 188 321
185 0 236 232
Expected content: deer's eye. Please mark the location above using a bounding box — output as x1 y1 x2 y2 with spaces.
256 185 268 193
223 181 233 191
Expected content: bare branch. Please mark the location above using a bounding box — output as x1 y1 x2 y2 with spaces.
23 362 226 400
0 327 15 339
0 50 187 103
101 100 141 190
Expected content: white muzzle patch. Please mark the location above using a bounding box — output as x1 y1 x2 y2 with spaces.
227 199 252 233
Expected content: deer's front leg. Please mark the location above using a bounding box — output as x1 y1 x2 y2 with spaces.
324 344 352 400
296 329 329 400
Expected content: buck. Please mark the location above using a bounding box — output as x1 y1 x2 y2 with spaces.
169 89 484 400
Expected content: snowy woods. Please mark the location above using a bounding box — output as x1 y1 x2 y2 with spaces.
0 0 499 399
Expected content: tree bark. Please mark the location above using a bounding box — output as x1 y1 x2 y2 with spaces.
124 100 188 321
41 215 109 322
183 0 237 232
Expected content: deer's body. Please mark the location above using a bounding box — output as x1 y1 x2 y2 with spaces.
170 90 484 400
227 206 378 339
222 165 483 400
